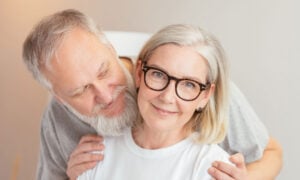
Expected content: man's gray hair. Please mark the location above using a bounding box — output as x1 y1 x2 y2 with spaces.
22 9 110 89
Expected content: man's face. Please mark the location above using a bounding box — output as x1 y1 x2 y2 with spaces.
44 28 128 118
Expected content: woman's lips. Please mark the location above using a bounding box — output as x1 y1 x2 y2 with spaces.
152 104 177 115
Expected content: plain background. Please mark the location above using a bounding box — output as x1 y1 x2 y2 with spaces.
0 0 299 179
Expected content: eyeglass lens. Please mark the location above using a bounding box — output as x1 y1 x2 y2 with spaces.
143 66 203 101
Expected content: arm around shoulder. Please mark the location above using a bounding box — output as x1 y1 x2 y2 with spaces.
246 137 283 180
225 82 269 162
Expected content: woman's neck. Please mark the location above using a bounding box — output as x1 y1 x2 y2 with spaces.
132 125 188 149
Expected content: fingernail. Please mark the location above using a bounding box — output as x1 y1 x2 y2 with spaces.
212 162 218 167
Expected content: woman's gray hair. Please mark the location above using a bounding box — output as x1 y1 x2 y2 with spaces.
22 9 110 89
137 24 229 143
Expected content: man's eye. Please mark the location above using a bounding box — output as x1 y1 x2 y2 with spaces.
73 85 90 97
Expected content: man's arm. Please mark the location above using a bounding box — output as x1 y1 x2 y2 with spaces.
246 137 283 179
37 115 69 180
208 137 282 180
208 82 283 179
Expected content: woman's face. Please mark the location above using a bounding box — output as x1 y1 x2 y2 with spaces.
135 44 213 133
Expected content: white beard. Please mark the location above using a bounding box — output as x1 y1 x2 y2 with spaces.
63 68 137 136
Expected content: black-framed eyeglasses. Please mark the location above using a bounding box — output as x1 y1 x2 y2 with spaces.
142 63 210 101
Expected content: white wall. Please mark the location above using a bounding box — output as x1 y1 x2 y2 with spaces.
1 0 298 179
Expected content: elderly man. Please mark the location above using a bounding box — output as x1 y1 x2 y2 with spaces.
23 9 282 180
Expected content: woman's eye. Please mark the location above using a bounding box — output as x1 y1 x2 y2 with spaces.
151 70 165 79
184 81 197 89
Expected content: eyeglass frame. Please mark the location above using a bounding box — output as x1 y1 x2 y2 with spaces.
141 62 211 101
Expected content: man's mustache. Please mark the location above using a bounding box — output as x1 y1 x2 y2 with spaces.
92 85 126 115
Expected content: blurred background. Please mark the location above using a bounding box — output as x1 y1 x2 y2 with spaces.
0 0 299 179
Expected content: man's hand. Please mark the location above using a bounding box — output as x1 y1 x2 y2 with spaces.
67 134 104 180
208 153 248 180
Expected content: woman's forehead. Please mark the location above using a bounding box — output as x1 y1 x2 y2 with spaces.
147 44 209 81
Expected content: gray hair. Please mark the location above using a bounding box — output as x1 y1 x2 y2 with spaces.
138 24 229 143
22 9 110 89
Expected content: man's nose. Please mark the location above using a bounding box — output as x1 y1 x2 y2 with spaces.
93 81 113 105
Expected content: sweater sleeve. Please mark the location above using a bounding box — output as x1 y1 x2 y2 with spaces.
219 82 269 163
36 97 97 180
36 99 69 180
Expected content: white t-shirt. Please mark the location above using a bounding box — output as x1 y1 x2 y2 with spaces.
78 128 231 180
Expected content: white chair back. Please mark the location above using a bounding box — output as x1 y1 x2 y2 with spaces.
104 31 152 62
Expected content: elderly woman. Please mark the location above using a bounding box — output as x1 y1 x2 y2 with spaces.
78 24 232 180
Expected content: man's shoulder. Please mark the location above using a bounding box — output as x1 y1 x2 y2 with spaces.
41 98 58 122
40 97 79 133
41 97 96 135
46 97 66 115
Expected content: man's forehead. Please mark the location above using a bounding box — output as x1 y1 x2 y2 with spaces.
46 28 119 92
52 29 114 70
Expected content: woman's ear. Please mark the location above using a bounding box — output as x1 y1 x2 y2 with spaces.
135 60 143 88
197 83 215 108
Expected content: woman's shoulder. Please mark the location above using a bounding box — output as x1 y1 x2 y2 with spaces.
199 144 232 165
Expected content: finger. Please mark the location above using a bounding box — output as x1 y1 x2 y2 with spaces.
69 143 104 161
68 161 100 179
229 153 246 169
208 166 234 180
68 152 104 169
70 153 104 167
71 142 104 158
212 161 237 176
78 134 103 144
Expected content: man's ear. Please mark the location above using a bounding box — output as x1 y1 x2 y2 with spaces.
135 60 143 88
197 83 215 108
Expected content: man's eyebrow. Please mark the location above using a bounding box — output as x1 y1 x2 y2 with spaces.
68 86 85 97
97 61 109 76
